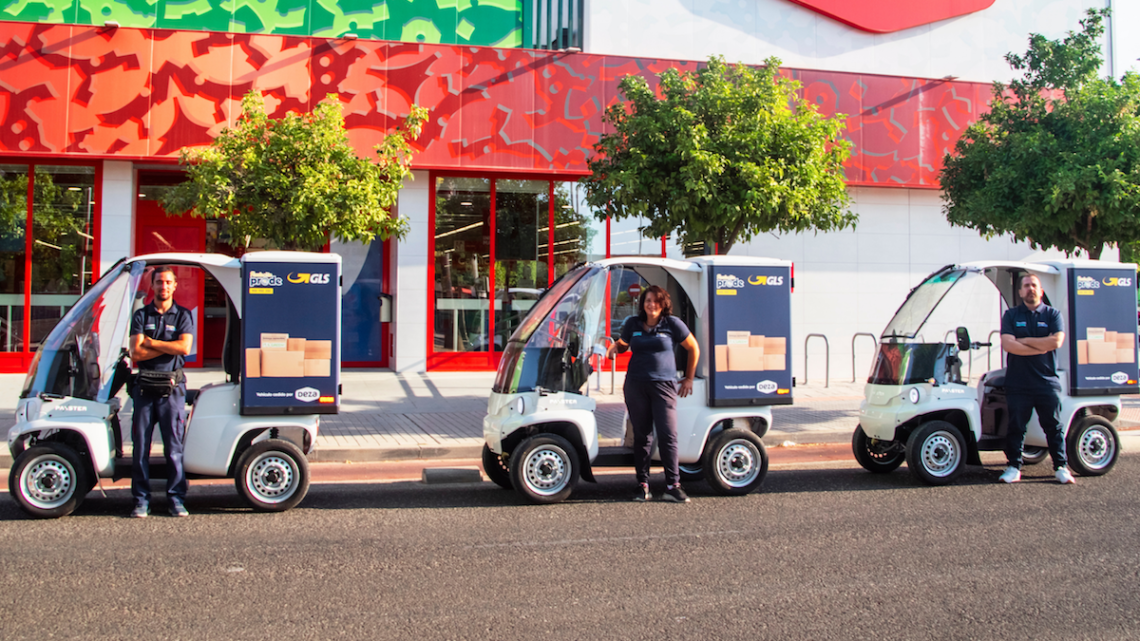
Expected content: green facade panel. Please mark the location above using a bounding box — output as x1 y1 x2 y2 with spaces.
0 0 521 45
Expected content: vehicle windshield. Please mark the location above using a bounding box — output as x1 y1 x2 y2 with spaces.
881 268 1003 345
868 343 961 386
493 265 608 394
21 260 144 401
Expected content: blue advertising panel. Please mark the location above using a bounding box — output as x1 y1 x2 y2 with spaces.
707 264 793 406
241 255 341 415
1068 267 1139 396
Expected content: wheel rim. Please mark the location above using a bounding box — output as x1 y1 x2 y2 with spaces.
919 430 960 477
245 452 299 504
20 454 76 510
522 446 570 496
1076 426 1115 471
715 439 761 488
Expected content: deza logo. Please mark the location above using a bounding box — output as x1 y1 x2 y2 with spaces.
288 273 331 285
756 380 778 394
1112 372 1130 385
1102 276 1133 287
249 271 282 288
717 273 745 289
748 274 784 286
295 387 320 402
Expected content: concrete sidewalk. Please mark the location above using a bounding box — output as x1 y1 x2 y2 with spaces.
2 369 1138 466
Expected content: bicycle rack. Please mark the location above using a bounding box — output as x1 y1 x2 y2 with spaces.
987 330 1002 371
594 337 616 395
851 332 877 382
804 334 830 387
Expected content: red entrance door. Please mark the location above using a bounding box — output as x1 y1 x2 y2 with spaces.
135 199 206 368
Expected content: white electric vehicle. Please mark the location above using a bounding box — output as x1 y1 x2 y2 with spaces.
482 257 794 504
853 260 1131 485
8 253 322 518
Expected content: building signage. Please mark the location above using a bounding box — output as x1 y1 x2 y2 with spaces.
786 0 995 33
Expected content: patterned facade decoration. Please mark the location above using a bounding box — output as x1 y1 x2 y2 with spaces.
0 0 521 46
0 22 991 187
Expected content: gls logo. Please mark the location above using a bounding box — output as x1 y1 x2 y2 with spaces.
748 275 784 286
288 273 331 285
1102 277 1133 287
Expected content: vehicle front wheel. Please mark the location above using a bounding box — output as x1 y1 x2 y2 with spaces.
852 425 905 473
482 444 513 489
905 421 966 486
703 428 768 495
509 434 580 504
1066 416 1118 477
678 462 704 482
9 443 90 519
235 439 310 512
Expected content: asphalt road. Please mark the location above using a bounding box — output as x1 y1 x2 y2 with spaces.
1 456 1138 641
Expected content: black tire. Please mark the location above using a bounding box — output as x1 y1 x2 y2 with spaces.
678 462 704 482
905 420 966 486
482 443 513 489
234 440 310 512
1021 446 1049 466
8 443 90 519
852 425 905 473
1066 416 1119 477
702 428 768 496
508 434 580 504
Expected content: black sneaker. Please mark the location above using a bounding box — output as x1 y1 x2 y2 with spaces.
169 500 189 518
633 483 651 502
129 503 149 519
662 485 690 503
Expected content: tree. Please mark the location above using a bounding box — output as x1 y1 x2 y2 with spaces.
162 91 428 252
581 55 855 254
940 8 1140 260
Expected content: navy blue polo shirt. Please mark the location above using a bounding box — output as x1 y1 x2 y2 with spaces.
620 315 691 382
1001 302 1064 393
130 301 195 371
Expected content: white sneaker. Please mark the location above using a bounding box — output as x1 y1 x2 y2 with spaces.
1055 467 1076 485
999 466 1021 484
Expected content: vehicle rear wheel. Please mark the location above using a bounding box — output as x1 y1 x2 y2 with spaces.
234 440 310 512
1021 446 1048 466
702 428 768 495
852 425 905 473
678 462 704 482
1066 416 1118 476
509 434 579 504
482 444 513 489
905 420 965 486
9 443 89 519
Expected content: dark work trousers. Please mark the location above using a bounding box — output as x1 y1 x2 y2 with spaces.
1005 390 1066 470
131 387 188 506
624 377 680 487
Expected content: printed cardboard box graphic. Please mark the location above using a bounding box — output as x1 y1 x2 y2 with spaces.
1076 328 1136 365
713 332 786 372
247 333 333 378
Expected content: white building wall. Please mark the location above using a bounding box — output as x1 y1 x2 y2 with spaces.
730 187 1116 385
99 160 134 277
588 0 1120 83
392 170 430 373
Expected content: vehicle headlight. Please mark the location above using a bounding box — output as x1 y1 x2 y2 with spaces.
908 387 921 404
514 397 526 415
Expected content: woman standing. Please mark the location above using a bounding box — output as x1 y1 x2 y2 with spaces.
606 285 700 502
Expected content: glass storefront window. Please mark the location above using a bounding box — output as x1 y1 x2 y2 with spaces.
434 177 492 353
29 166 95 351
551 181 602 278
0 164 28 352
609 214 661 257
494 179 547 350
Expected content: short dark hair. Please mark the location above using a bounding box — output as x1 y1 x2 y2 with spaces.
1018 272 1041 289
151 266 177 284
637 285 672 321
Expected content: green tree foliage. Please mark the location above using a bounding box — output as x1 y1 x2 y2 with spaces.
162 92 428 252
581 55 855 254
940 9 1140 260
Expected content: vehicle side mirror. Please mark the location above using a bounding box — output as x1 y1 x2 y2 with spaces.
955 326 971 352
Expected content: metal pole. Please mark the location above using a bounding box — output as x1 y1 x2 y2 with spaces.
851 332 877 382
